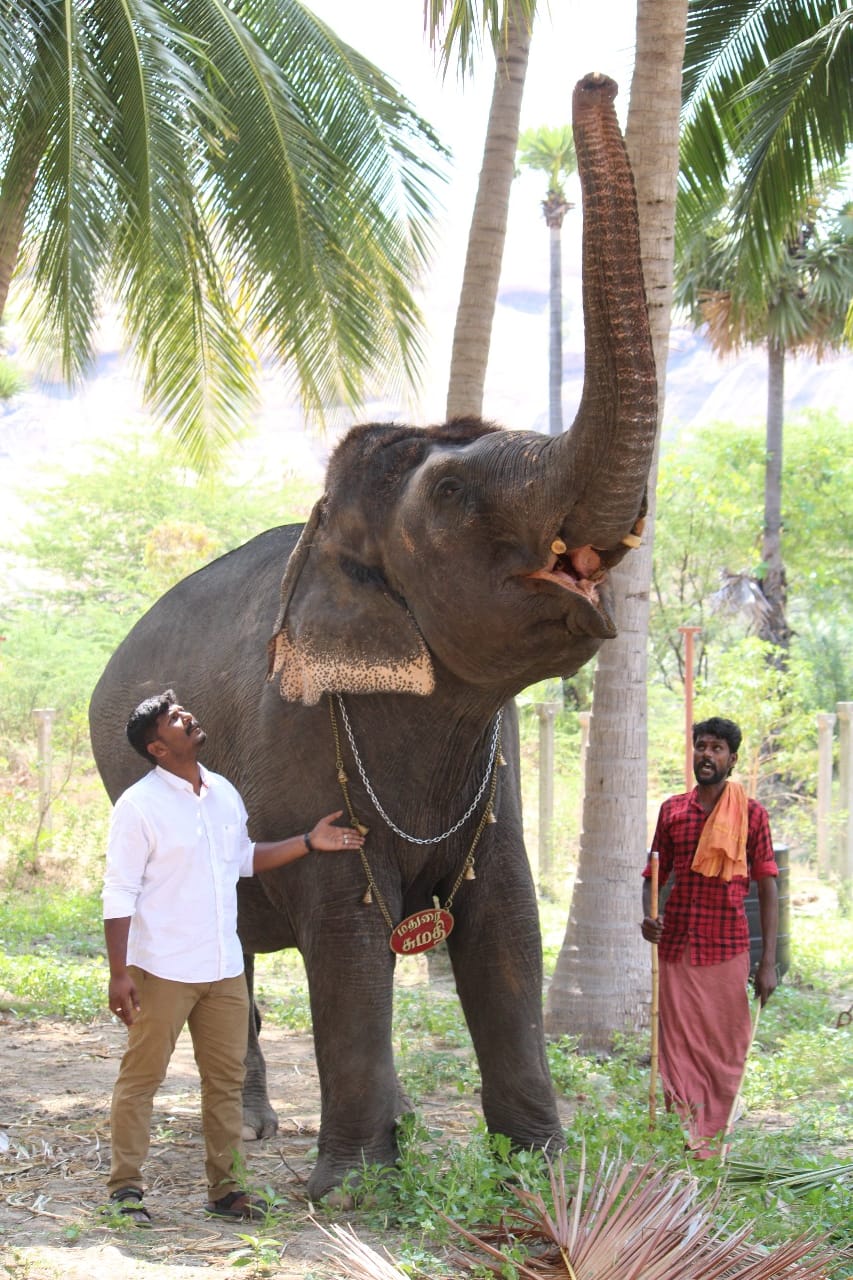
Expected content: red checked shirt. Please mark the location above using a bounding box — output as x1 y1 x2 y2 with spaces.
643 788 778 966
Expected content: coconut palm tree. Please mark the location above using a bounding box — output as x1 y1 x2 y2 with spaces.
674 198 853 650
0 0 446 468
517 124 577 434
679 0 853 285
426 0 537 418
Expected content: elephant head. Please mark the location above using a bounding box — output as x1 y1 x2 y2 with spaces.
268 74 657 707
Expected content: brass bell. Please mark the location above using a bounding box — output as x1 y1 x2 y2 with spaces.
464 863 476 880
485 805 497 824
362 886 373 905
337 768 349 785
355 822 370 836
497 752 507 767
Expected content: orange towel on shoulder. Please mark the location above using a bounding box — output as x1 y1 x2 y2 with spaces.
691 781 748 881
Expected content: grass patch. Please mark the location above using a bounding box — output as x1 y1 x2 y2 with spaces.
0 886 103 955
0 886 106 1018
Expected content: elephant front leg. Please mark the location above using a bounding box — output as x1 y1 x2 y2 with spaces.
303 934 400 1201
450 885 564 1153
241 953 279 1140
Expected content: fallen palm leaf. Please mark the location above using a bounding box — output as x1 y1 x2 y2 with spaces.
443 1149 834 1280
725 1159 853 1195
315 1221 409 1280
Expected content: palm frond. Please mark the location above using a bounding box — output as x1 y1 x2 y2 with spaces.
725 1158 853 1194
18 1 114 379
425 0 538 78
517 125 576 191
131 188 259 472
219 0 445 409
730 9 853 278
2 0 446 465
679 0 852 278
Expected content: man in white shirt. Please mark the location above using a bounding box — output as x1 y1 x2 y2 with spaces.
102 689 363 1226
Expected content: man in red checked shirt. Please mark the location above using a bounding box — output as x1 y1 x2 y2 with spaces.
641 716 779 1159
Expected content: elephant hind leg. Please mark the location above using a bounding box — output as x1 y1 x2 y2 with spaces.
241 954 278 1140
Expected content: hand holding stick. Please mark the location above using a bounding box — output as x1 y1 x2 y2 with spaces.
648 851 660 1130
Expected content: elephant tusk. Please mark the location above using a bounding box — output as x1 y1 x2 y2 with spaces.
621 516 645 548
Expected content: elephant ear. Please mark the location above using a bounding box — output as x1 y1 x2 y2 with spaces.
267 497 434 706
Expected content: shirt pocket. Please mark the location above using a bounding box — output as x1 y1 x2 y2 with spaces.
221 822 245 868
726 877 749 910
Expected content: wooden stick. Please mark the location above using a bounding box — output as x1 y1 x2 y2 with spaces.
720 999 761 1164
648 851 660 1130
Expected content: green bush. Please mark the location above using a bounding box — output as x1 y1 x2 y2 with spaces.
0 356 25 400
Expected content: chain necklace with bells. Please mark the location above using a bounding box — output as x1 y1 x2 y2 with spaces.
327 694 505 954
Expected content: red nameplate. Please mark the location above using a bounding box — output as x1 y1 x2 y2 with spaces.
389 908 454 955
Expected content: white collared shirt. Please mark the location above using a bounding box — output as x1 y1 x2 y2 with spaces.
102 764 256 982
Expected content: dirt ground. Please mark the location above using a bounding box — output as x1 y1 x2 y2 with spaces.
0 1009 480 1280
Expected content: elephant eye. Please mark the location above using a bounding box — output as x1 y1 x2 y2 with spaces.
433 475 465 502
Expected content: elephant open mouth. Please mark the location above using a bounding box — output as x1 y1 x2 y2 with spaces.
526 543 606 606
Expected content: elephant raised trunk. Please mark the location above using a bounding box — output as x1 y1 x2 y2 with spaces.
546 72 657 556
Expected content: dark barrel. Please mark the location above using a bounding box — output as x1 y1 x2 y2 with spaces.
746 843 790 979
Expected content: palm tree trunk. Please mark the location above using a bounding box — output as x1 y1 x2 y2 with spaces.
759 338 789 648
445 10 531 419
545 0 688 1050
548 221 563 435
0 133 45 325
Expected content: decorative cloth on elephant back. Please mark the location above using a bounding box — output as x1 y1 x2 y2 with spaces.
266 479 434 706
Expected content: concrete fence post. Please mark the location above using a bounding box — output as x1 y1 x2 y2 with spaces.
837 702 853 894
816 712 836 876
33 707 55 853
536 701 560 896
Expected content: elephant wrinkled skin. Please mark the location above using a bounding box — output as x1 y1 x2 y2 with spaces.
89 74 657 1200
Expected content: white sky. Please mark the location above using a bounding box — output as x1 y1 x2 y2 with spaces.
310 2 639 135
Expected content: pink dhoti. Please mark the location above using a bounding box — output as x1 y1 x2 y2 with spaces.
658 946 751 1157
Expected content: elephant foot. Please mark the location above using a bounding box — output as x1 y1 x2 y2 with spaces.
311 1186 356 1211
493 1123 566 1160
306 1134 400 1203
241 1100 278 1141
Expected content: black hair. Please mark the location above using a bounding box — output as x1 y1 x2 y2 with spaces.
126 689 176 762
692 716 742 754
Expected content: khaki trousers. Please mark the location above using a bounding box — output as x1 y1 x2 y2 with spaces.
108 967 249 1199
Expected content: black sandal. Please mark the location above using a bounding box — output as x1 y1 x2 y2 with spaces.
108 1186 152 1227
204 1190 271 1220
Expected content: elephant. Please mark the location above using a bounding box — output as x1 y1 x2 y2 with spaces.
89 73 657 1201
